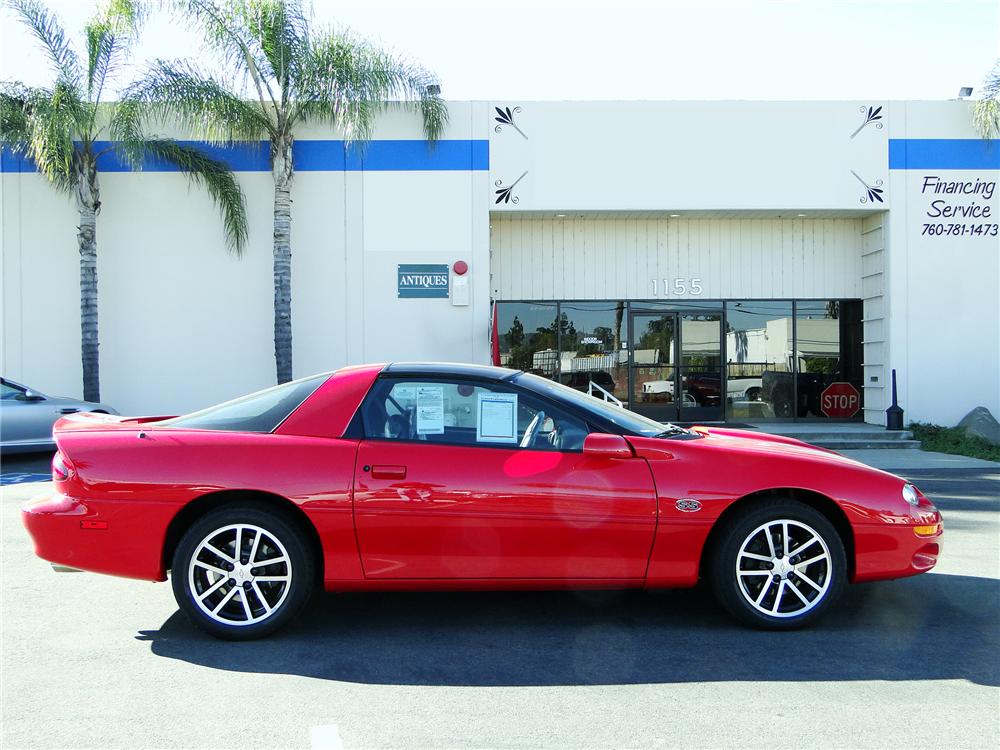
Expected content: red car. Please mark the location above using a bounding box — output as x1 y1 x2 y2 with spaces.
23 363 942 639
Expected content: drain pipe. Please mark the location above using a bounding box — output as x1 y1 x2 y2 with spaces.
885 368 904 431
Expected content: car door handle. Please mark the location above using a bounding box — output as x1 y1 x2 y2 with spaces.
370 465 407 480
59 408 79 414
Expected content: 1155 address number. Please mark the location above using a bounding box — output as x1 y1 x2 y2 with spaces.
650 277 704 296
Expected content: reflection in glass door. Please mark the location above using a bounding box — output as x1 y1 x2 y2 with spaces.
630 314 679 423
679 313 723 422
629 312 723 423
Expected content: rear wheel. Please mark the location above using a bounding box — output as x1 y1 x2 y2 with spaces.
171 504 315 640
709 499 846 629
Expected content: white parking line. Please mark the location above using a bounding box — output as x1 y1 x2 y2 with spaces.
310 724 344 750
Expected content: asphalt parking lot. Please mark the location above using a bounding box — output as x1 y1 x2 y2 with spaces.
1 452 998 749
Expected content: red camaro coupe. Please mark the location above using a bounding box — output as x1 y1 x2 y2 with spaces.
23 363 943 639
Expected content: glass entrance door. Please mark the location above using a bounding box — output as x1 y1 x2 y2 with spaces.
629 312 723 423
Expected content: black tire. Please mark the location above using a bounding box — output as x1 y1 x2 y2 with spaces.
171 503 315 640
709 499 846 630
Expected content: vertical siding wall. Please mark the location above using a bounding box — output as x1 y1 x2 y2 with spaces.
490 216 865 301
860 213 887 424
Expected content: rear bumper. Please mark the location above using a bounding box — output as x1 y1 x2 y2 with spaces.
21 490 172 581
853 512 943 583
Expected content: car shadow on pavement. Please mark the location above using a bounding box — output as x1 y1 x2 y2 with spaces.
138 572 999 687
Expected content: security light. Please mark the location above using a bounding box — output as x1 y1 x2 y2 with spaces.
958 87 973 99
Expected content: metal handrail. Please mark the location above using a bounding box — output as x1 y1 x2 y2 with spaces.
588 380 624 407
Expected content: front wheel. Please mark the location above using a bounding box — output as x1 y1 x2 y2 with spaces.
709 500 846 629
171 504 315 640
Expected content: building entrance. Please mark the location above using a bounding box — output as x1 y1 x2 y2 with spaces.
628 310 724 423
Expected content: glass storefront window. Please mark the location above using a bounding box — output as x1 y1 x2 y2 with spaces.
795 300 863 421
725 301 794 421
496 299 864 422
495 302 559 377
557 301 629 403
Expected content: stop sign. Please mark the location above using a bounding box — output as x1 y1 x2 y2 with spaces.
820 382 861 418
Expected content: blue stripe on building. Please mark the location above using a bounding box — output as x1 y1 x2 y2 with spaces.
1 139 490 173
889 139 1000 170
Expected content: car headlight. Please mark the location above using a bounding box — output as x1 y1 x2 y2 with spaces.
902 483 919 506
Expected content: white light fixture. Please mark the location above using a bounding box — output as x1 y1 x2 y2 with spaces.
797 213 807 217
669 214 680 218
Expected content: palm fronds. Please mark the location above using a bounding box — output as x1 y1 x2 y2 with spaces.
117 59 274 146
136 138 249 255
974 59 1000 140
7 0 82 86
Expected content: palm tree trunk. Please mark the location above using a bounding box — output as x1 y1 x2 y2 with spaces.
272 133 294 383
76 155 100 402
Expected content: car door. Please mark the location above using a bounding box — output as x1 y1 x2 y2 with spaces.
352 376 657 580
0 381 58 447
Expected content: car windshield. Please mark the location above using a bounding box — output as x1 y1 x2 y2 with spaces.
158 374 328 433
514 372 692 437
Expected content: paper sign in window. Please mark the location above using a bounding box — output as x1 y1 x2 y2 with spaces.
476 392 517 443
416 386 444 434
394 385 417 402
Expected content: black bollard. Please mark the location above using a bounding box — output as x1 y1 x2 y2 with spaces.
885 368 904 431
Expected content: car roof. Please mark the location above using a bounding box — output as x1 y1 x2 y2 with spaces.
383 362 521 381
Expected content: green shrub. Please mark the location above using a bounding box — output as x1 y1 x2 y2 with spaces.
909 422 1000 462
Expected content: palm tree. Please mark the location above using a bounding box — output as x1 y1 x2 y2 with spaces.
123 0 447 383
974 59 999 139
0 0 248 403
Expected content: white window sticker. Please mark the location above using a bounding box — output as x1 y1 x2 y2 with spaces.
415 386 444 434
476 392 518 443
394 385 417 402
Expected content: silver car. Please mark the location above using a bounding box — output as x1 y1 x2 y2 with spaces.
0 377 117 454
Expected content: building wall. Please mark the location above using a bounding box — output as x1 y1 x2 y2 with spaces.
1 104 491 415
860 212 888 423
885 102 1000 426
2 99 997 426
491 215 864 301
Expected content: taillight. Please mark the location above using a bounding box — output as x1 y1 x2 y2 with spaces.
52 451 74 481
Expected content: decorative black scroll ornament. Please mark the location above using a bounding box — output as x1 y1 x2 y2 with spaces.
850 105 883 139
494 171 528 204
851 170 884 204
494 106 528 139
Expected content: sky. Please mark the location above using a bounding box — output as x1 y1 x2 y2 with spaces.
0 0 997 101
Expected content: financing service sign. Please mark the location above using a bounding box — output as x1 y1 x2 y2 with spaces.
398 264 450 298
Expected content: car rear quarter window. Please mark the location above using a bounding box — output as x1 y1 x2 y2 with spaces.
160 374 327 433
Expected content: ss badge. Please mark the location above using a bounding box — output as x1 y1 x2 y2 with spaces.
675 499 702 512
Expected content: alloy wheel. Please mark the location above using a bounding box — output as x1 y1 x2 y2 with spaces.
187 523 292 626
735 518 832 618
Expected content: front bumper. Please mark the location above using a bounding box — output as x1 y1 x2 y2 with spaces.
21 490 172 582
853 510 944 583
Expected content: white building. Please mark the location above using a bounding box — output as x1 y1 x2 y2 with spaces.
2 100 998 425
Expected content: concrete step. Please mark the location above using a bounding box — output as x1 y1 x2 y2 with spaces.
809 439 923 450
744 424 922 451
780 431 914 442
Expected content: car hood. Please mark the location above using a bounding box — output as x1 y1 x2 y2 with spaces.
630 426 890 474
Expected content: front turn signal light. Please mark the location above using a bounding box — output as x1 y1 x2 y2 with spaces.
914 523 942 537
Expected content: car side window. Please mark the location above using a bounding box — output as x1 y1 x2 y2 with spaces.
361 378 589 451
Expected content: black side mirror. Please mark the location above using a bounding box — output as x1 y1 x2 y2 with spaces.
21 390 45 402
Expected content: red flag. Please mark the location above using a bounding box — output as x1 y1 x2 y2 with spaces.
490 301 501 366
